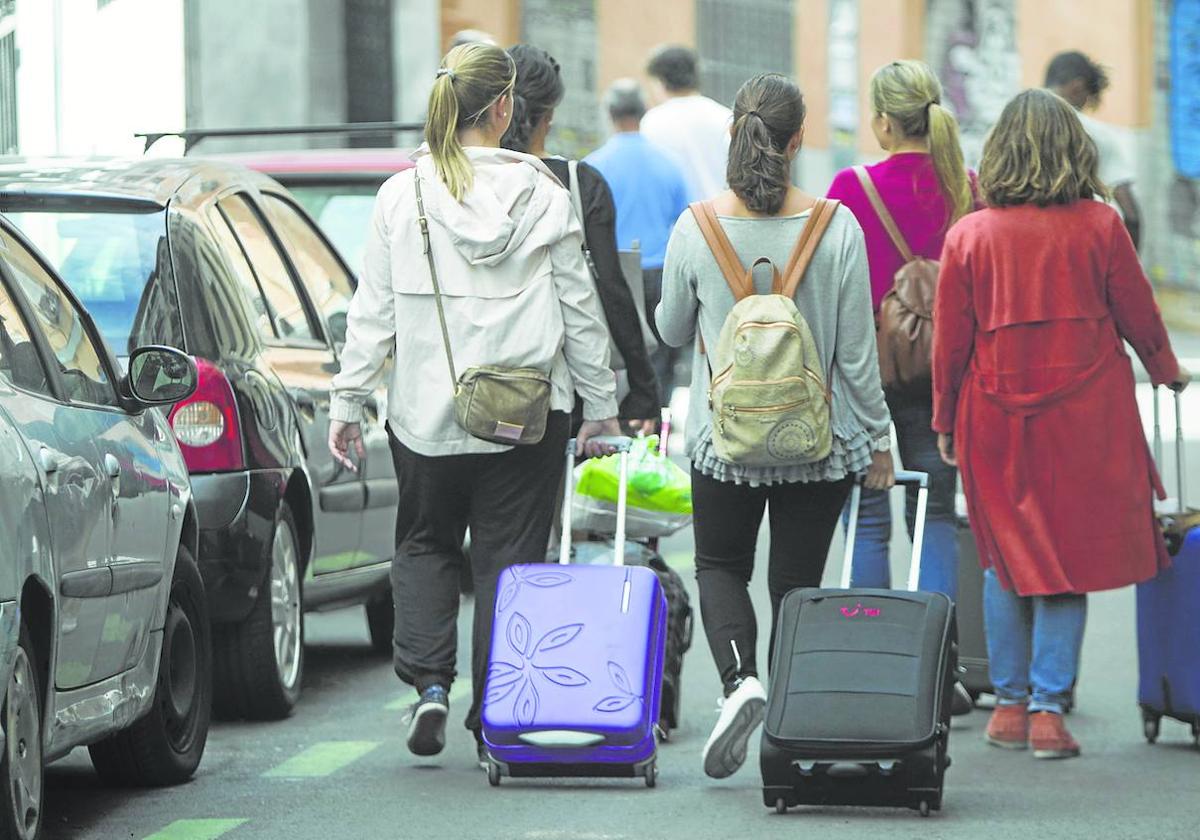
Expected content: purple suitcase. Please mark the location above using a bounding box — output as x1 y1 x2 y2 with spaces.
481 436 667 787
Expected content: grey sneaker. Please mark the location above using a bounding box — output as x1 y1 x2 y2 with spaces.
701 676 767 779
403 685 449 757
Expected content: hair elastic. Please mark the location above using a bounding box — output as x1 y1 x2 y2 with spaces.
437 68 456 81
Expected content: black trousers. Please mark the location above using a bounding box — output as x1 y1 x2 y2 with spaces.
691 468 854 689
387 412 569 732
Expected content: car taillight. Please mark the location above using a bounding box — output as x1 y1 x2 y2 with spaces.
168 357 245 472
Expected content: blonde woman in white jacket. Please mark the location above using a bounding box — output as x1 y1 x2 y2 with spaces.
328 43 619 765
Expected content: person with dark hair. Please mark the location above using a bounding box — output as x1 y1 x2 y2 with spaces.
656 73 892 780
586 78 690 406
933 88 1190 759
501 45 660 430
1045 50 1142 249
642 44 731 201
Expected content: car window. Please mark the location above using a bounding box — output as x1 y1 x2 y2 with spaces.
217 194 316 343
0 228 117 406
4 208 185 355
286 183 379 274
261 194 355 335
0 255 53 398
208 207 279 339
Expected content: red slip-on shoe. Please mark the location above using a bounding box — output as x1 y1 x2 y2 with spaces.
1030 711 1081 759
985 704 1029 750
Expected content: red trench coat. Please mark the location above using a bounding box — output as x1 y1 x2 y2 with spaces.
932 201 1181 596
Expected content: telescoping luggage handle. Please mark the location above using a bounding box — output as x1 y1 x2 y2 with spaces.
559 436 634 568
840 470 930 592
1152 386 1188 512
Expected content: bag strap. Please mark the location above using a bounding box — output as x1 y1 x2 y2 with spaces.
568 159 601 282
778 198 840 298
853 165 914 263
689 201 753 300
414 174 459 388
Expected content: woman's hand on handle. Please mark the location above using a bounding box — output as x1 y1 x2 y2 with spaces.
328 420 365 473
576 418 622 458
863 450 895 491
938 433 958 467
1169 364 1191 393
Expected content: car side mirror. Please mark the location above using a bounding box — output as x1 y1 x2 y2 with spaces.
126 345 198 406
327 311 348 347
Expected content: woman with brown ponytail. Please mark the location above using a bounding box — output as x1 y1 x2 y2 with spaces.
827 60 975 613
328 43 620 766
657 73 891 779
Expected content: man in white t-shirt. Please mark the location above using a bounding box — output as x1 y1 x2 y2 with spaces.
642 45 731 202
1046 50 1142 250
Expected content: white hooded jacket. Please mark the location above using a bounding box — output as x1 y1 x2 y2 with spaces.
330 145 618 456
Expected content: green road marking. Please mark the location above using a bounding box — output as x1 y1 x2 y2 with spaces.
143 819 247 840
386 679 473 711
264 741 380 778
665 551 695 571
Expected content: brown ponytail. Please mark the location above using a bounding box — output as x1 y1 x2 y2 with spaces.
727 74 805 216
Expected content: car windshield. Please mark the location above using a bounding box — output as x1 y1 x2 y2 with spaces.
6 208 185 356
286 183 379 272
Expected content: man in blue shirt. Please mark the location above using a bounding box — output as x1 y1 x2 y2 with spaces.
586 79 690 404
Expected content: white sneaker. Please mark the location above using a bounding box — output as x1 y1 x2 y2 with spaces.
701 676 767 779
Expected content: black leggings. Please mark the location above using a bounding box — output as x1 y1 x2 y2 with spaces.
691 468 853 689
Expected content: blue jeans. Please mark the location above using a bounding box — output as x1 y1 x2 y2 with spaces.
843 401 959 600
983 570 1087 714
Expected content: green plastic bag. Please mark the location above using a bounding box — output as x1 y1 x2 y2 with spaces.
575 436 692 514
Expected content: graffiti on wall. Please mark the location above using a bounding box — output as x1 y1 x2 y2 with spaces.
925 0 1019 166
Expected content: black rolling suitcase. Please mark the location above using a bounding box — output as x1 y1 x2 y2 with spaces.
761 471 956 817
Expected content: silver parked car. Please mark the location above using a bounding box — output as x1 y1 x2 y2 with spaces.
0 214 208 840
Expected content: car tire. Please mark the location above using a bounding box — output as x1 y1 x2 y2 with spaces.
89 544 212 787
0 622 43 840
364 592 394 656
212 504 304 721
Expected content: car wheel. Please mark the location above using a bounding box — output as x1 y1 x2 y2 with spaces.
364 592 394 656
212 504 304 720
0 623 43 840
89 544 212 787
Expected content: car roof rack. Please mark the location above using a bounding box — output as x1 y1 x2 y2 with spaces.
136 122 425 154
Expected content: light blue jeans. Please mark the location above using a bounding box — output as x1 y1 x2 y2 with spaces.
843 401 959 600
983 569 1087 714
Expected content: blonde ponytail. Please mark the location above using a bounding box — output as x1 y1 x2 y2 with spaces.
870 60 972 224
424 43 516 202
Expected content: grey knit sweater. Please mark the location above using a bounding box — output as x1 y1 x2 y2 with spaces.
655 205 891 486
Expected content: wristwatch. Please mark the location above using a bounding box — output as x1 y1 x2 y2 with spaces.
871 434 892 453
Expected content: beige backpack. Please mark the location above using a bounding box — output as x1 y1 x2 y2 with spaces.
691 199 840 467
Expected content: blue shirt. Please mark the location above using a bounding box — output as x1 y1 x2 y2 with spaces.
585 132 690 270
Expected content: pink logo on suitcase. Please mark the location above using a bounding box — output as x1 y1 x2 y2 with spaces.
840 604 882 618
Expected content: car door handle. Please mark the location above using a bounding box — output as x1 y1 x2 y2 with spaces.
38 447 59 474
104 453 122 497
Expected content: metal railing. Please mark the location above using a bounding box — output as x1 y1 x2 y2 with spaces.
136 122 425 154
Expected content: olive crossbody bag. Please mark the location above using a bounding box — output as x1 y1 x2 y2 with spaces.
414 175 552 445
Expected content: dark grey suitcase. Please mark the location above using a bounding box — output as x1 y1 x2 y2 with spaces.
761 472 956 817
954 500 992 700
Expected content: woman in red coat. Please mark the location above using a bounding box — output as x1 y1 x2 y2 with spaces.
932 89 1191 759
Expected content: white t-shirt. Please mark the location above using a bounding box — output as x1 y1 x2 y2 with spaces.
1078 112 1135 189
641 94 732 202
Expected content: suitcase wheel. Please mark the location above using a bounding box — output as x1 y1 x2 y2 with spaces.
1142 714 1161 745
644 761 658 789
774 798 788 815
919 800 932 818
487 761 501 787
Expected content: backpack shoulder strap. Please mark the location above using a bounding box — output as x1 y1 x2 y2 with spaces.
567 159 585 224
689 201 753 300
778 198 841 298
853 165 914 263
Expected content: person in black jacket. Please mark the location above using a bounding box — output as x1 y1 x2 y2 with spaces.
501 43 660 431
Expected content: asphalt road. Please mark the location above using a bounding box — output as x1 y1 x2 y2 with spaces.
43 502 1199 840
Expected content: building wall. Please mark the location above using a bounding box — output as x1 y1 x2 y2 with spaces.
595 0 695 95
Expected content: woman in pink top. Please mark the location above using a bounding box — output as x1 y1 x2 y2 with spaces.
826 61 973 644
